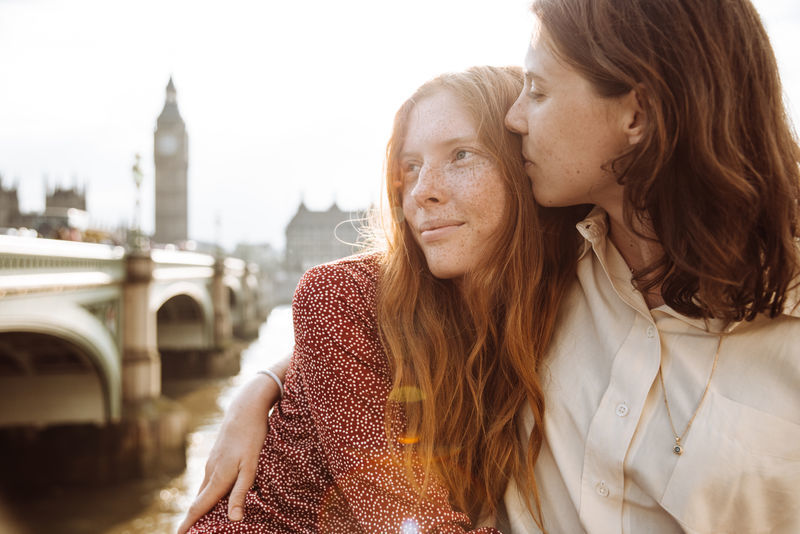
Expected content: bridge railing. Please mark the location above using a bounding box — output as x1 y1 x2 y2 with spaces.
151 249 215 281
0 235 126 297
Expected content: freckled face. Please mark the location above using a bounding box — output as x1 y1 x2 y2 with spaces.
400 90 507 280
504 30 630 210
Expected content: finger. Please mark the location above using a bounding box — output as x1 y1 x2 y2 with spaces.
195 446 223 495
227 466 257 522
177 475 233 533
177 468 214 533
176 514 193 534
195 465 212 496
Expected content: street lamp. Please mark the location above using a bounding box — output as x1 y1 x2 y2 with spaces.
130 153 146 251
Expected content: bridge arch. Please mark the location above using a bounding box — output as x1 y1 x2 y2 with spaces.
224 275 244 327
0 298 121 426
224 275 242 302
151 281 214 351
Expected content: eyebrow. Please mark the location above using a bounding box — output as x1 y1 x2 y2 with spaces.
524 71 547 86
442 135 480 147
399 135 481 160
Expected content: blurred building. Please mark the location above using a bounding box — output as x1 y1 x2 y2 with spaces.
154 77 189 245
233 242 283 316
284 201 366 272
0 179 21 229
46 184 86 211
234 242 282 272
33 185 89 239
0 177 91 240
269 201 367 304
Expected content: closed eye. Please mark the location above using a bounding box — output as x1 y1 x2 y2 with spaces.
524 74 547 101
528 87 546 101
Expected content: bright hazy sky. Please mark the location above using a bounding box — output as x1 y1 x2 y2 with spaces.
0 0 798 250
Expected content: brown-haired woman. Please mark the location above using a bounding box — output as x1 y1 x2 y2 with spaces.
180 65 582 533
502 0 800 532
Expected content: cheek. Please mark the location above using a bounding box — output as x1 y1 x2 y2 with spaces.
459 159 498 189
484 198 507 236
472 171 508 234
539 122 612 178
568 105 625 161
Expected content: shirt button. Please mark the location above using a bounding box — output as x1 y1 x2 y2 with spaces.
615 403 629 417
646 326 655 338
595 481 610 497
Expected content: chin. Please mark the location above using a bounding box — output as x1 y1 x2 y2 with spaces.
532 189 577 208
429 268 463 280
531 185 556 206
426 261 465 280
531 195 559 207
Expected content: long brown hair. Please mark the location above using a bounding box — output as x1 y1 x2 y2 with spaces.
376 66 586 526
534 0 800 321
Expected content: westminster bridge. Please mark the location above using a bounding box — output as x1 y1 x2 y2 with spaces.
0 234 269 489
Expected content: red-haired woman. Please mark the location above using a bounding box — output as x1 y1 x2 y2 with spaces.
180 65 583 533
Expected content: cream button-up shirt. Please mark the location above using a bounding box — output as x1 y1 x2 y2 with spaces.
505 208 800 534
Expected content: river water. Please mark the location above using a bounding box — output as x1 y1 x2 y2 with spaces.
2 306 294 534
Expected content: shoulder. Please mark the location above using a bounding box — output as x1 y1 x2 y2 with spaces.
291 253 388 374
292 253 384 343
293 252 382 312
298 252 382 291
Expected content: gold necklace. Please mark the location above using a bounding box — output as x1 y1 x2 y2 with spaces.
658 334 723 455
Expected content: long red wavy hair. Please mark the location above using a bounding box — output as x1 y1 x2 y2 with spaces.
375 66 587 526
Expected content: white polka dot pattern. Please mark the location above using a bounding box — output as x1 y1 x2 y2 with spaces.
189 254 502 533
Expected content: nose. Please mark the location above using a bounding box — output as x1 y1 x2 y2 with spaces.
410 163 448 205
505 92 528 135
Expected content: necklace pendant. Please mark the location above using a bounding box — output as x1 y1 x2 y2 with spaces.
673 438 683 455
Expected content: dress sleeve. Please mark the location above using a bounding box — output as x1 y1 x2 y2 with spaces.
292 260 502 534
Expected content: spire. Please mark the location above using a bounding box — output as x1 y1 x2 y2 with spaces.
157 75 184 126
166 75 177 103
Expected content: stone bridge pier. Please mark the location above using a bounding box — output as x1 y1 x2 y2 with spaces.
123 251 160 403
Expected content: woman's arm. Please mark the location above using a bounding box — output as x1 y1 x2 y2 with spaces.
183 257 502 533
176 355 289 534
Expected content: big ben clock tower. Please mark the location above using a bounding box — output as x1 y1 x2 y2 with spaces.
154 76 188 244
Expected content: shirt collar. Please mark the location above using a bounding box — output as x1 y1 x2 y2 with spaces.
576 206 609 260
574 205 800 322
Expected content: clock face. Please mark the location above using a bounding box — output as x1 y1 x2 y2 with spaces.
157 134 178 156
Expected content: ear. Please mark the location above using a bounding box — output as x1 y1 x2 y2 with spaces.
620 88 647 145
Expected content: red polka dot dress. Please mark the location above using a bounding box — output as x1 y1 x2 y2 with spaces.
189 254 502 533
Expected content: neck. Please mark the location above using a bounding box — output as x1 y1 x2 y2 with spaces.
604 203 666 309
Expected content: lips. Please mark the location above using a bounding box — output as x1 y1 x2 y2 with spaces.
521 153 534 167
521 155 535 175
418 220 464 242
